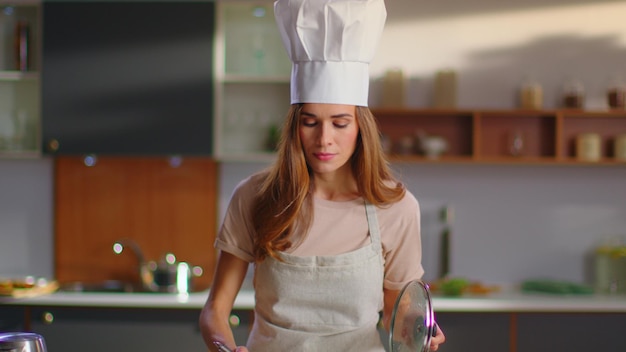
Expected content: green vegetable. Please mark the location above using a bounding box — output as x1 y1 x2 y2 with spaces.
440 277 469 296
521 279 593 295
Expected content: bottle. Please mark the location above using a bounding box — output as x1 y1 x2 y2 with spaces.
14 19 30 71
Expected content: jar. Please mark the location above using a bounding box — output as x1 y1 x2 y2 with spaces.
576 133 601 161
562 79 585 109
607 77 626 110
519 78 543 110
613 247 626 294
594 245 615 294
594 238 626 295
433 69 457 108
381 68 406 107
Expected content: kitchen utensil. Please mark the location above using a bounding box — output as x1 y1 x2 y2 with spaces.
0 332 47 352
213 341 233 352
389 280 437 352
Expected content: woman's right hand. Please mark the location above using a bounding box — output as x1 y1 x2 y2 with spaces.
200 251 251 352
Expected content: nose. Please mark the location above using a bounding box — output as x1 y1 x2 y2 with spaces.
316 122 333 146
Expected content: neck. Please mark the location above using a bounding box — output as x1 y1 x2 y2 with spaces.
312 169 359 202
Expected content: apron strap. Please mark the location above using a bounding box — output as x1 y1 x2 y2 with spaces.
364 202 382 250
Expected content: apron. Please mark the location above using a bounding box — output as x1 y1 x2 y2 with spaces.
248 202 385 351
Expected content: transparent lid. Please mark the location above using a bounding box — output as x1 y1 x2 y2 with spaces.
389 280 436 352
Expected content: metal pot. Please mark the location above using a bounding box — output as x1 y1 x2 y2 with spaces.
113 239 203 294
0 332 47 352
141 253 203 293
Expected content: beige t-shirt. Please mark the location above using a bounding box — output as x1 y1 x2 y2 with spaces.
215 173 424 290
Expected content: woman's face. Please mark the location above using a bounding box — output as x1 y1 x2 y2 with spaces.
298 103 359 176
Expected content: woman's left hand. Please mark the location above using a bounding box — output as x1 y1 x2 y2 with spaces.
429 324 445 351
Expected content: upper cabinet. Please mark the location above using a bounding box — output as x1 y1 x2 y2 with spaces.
0 0 41 158
41 1 215 155
213 1 291 161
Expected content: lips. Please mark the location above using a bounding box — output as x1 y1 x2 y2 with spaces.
313 152 335 161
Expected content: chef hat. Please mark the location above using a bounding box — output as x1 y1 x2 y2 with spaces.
274 0 387 106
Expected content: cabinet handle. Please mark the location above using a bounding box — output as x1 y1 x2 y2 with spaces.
228 314 240 327
47 139 60 152
42 311 54 324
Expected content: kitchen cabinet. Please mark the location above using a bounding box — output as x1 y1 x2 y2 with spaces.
213 1 291 160
433 311 626 352
372 108 626 165
28 307 206 352
0 0 41 158
41 1 214 155
0 305 250 352
515 313 626 351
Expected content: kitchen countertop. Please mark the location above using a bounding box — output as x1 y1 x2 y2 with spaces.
2 289 626 313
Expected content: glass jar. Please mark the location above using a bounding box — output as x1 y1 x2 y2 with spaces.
519 77 543 110
562 79 585 109
594 239 626 295
607 76 626 110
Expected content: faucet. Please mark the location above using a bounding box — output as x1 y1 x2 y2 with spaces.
112 238 153 291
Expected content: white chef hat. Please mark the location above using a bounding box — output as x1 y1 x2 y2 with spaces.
274 0 387 106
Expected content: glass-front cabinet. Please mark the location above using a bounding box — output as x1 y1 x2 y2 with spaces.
0 0 40 157
214 1 291 161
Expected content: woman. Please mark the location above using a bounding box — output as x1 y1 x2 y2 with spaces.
199 103 445 351
200 0 445 350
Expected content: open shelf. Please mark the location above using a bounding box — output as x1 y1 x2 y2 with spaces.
371 108 626 165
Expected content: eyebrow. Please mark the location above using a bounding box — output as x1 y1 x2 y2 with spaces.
300 111 354 118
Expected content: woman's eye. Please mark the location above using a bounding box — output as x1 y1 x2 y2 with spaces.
302 119 317 127
334 122 349 128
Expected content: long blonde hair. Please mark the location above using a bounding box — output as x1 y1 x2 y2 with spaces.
251 104 405 261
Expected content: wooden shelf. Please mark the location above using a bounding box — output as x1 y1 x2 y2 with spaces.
371 108 626 165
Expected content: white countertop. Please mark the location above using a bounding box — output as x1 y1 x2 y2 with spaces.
2 289 626 313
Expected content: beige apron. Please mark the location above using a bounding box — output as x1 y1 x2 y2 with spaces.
248 203 385 351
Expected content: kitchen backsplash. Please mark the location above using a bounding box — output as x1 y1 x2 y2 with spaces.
1 159 626 286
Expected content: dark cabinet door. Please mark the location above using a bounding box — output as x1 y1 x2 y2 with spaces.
29 306 208 352
42 1 214 155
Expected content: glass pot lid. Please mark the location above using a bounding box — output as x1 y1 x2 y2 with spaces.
389 280 436 352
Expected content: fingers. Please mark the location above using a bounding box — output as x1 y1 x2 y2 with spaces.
430 325 446 351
